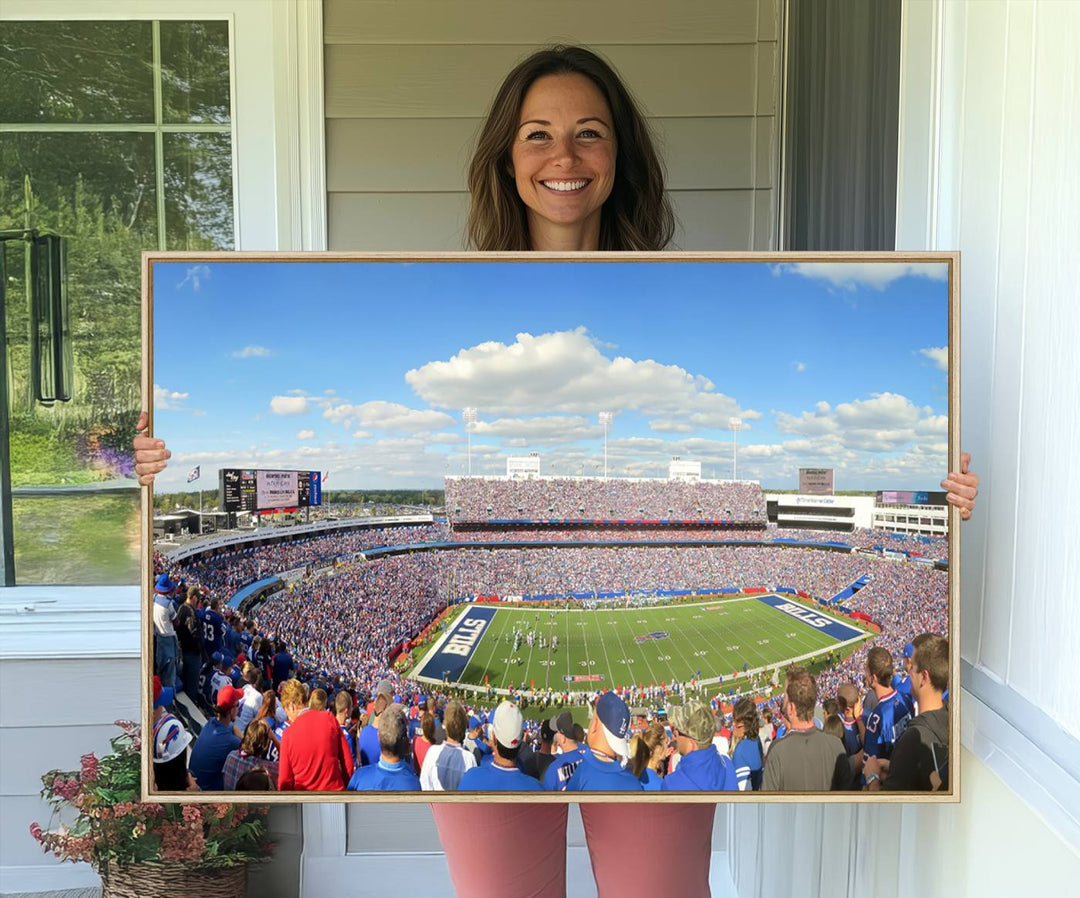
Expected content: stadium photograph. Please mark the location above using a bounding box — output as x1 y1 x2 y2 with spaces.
144 255 955 800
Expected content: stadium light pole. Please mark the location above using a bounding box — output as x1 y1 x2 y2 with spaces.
728 417 742 481
463 407 477 475
599 411 614 478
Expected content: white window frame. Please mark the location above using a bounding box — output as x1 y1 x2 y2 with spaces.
0 0 326 657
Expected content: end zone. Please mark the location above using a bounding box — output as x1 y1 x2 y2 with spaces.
415 605 497 682
753 593 865 640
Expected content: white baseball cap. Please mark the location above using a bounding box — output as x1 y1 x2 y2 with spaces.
491 701 524 749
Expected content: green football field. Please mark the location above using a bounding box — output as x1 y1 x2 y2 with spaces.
411 595 870 694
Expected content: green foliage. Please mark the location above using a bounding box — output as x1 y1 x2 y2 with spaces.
324 489 446 506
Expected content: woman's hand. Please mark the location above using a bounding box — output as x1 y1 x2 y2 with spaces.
133 411 171 486
942 451 979 521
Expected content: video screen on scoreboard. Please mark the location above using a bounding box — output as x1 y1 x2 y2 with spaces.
876 490 947 506
219 468 322 513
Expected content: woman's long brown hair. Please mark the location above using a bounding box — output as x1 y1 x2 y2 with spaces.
467 46 675 251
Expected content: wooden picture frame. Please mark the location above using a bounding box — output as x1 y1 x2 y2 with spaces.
141 250 959 804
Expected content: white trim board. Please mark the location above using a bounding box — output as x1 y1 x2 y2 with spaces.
961 674 1080 854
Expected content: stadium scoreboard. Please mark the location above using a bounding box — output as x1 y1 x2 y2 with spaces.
799 468 834 495
219 468 322 513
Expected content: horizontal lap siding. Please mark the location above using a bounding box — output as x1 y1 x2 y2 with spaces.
324 0 781 251
324 0 762 45
0 658 140 869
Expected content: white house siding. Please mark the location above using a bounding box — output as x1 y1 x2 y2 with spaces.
323 0 782 250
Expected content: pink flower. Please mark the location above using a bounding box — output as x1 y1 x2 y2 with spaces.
29 822 43 843
181 805 202 824
80 753 100 782
52 777 80 801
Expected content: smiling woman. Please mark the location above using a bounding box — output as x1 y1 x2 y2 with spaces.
466 46 674 252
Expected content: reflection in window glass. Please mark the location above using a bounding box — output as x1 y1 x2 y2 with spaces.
0 22 154 124
164 133 235 250
160 21 232 124
2 20 233 585
12 494 141 585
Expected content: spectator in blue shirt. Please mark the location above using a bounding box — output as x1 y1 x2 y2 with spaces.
348 704 421 791
542 711 587 791
662 701 738 792
357 680 395 767
566 693 641 792
728 697 764 792
629 720 670 790
188 684 244 791
459 701 541 792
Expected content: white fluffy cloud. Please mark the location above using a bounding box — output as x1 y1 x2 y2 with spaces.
774 262 948 291
405 328 759 425
270 395 310 416
323 400 456 433
919 346 948 370
775 392 946 454
153 383 190 411
471 416 600 445
296 430 315 440
232 345 272 359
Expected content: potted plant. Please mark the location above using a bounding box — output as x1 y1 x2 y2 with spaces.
30 719 273 897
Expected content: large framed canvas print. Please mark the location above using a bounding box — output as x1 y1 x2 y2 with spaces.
141 251 959 804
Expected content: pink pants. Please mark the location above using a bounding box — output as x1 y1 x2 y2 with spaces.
431 802 716 898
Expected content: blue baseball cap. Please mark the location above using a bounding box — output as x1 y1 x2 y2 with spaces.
595 692 631 758
902 642 915 658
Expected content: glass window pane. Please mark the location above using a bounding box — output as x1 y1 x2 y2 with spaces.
3 132 154 585
160 20 232 124
12 493 140 585
0 21 154 124
163 133 235 250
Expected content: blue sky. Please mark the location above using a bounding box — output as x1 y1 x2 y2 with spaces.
151 259 950 492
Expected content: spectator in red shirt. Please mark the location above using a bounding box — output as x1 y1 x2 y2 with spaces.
277 679 354 791
412 711 436 775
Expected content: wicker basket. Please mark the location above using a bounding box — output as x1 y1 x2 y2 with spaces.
100 862 247 897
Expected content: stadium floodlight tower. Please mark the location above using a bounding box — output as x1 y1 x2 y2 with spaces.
728 417 743 480
462 407 477 475
599 411 614 478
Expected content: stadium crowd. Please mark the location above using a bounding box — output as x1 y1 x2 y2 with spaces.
149 476 950 795
153 627 950 794
445 476 767 524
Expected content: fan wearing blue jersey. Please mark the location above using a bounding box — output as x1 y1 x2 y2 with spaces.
729 698 764 792
200 597 227 659
865 634 950 792
892 642 917 716
459 701 541 792
663 700 738 792
348 704 420 791
542 712 587 791
862 646 913 766
835 682 864 758
566 692 642 792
